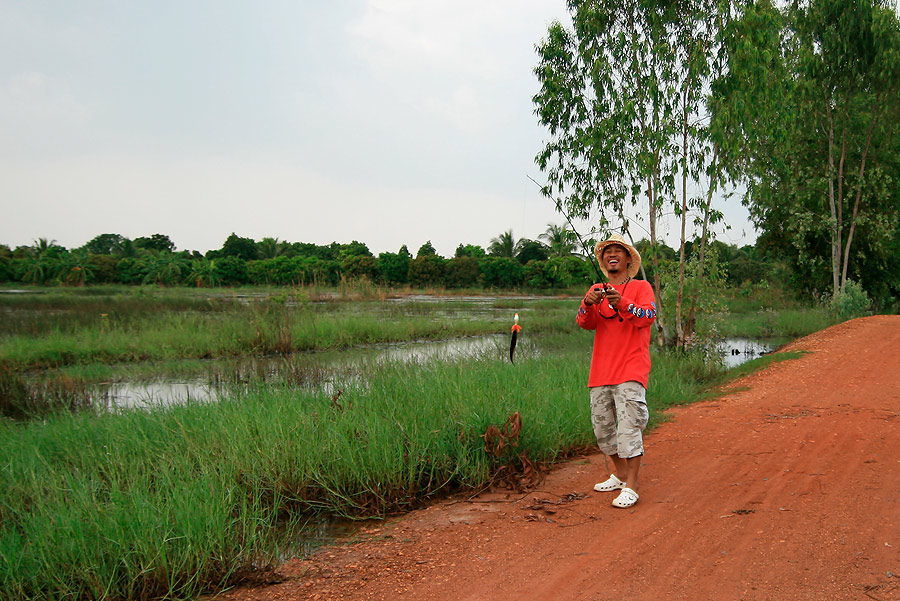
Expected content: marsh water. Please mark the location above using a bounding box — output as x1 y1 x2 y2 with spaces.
94 334 780 408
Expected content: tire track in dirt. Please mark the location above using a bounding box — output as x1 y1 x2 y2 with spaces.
217 315 900 601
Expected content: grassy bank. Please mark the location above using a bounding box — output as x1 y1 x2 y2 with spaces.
1 327 736 601
0 285 851 600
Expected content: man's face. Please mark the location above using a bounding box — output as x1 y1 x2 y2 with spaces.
602 244 630 275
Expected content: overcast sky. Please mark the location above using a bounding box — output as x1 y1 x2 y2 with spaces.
1 1 756 257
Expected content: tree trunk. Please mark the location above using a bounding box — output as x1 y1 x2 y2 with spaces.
685 145 719 338
675 88 690 349
840 109 879 291
826 99 841 297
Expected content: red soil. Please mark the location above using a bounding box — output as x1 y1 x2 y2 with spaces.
215 315 900 601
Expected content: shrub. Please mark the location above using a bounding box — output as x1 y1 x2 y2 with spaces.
829 280 872 320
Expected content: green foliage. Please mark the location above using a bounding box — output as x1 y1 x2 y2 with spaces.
218 232 259 261
416 240 438 257
81 233 126 255
444 257 481 288
211 256 248 286
87 254 119 283
524 257 591 289
375 251 411 285
455 243 486 258
342 255 378 281
719 0 900 304
141 252 189 286
488 230 518 258
829 279 872 320
337 240 373 259
134 233 176 253
516 239 549 264
115 257 147 284
479 257 524 288
188 258 222 287
408 255 446 287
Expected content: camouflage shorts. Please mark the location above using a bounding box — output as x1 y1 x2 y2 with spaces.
589 381 649 459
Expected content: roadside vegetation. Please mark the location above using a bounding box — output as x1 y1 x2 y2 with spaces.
0 282 866 601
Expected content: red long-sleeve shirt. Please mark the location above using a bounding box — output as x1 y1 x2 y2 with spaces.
575 279 657 388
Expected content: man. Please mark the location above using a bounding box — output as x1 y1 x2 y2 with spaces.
576 234 657 508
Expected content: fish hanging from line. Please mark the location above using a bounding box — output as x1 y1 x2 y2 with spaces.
509 313 522 363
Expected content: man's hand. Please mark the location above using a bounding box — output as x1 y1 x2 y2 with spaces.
584 286 605 306
605 286 622 309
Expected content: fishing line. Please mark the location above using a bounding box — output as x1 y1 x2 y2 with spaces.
526 174 605 284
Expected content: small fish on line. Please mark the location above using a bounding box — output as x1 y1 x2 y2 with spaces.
509 313 522 363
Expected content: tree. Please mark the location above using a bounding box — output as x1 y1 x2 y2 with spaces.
337 240 373 259
188 258 221 287
488 230 520 258
342 255 378 281
445 257 481 288
376 249 411 285
416 241 438 258
516 239 550 264
539 223 578 257
257 237 285 260
408 255 446 287
213 256 249 286
134 234 176 253
141 252 189 286
81 233 125 255
717 0 900 302
218 233 258 261
534 0 722 346
57 250 95 286
454 243 487 258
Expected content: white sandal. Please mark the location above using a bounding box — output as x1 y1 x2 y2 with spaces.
612 487 639 508
593 474 626 492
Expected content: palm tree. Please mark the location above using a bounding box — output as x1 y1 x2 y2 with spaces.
188 258 221 287
142 251 189 286
488 230 520 258
58 250 95 286
31 238 59 258
539 223 579 257
257 237 285 260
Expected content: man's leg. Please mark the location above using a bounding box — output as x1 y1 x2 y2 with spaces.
611 382 649 492
610 453 642 493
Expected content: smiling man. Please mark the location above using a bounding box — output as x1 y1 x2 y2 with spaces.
576 234 657 508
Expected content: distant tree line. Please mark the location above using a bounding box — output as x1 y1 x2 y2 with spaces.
0 227 776 292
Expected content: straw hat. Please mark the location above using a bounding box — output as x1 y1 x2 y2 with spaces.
594 234 642 279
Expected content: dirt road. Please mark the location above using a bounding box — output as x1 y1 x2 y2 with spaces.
219 315 900 601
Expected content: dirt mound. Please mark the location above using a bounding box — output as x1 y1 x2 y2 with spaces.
217 315 900 601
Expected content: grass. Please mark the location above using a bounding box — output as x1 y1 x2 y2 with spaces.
0 329 738 601
1 288 550 371
0 284 846 600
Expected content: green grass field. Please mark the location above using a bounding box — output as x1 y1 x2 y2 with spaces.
0 284 847 600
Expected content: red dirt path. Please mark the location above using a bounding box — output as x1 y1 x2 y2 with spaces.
216 315 900 601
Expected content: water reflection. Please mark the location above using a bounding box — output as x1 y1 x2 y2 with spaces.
93 335 779 408
93 335 507 408
717 337 783 368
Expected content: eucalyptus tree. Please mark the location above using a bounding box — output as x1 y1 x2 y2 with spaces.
533 0 729 346
716 0 900 300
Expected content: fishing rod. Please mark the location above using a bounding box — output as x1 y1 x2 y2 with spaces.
526 175 606 284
